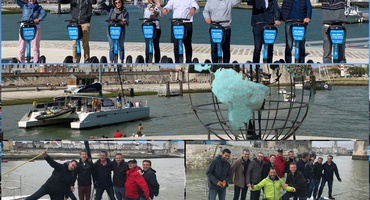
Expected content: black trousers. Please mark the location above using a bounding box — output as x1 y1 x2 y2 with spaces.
172 22 193 63
252 25 273 63
145 29 161 63
210 28 231 63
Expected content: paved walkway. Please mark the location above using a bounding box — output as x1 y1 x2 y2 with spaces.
2 40 369 63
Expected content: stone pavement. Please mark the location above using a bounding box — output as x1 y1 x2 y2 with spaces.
2 40 369 63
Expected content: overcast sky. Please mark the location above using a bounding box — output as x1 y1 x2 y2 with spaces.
312 141 355 149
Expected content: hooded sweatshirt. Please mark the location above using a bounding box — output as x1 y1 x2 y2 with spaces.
125 166 150 199
206 155 231 190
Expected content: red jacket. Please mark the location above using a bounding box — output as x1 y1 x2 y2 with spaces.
124 166 150 199
275 155 286 178
114 132 123 138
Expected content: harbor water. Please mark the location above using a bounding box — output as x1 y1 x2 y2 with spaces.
2 7 369 46
2 158 185 199
2 86 368 140
186 156 369 200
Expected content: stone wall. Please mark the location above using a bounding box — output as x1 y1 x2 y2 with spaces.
352 140 368 160
186 141 312 169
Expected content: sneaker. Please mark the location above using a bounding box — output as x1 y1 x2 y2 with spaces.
329 196 335 199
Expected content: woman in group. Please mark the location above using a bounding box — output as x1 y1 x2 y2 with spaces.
99 0 129 63
262 155 276 178
134 0 162 63
13 0 47 63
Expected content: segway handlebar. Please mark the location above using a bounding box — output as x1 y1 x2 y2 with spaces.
211 20 230 25
256 21 275 25
285 19 305 23
170 18 190 22
139 18 159 22
65 19 85 24
17 19 43 24
323 20 348 25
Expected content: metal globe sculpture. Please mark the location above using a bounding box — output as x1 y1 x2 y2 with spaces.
188 64 316 140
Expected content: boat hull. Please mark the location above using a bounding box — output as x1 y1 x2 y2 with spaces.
71 107 150 129
18 109 77 128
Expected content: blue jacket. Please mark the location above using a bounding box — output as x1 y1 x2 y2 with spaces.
14 0 47 23
281 0 312 21
94 158 114 189
206 155 231 190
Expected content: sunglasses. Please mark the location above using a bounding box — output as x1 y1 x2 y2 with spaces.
114 1 122 4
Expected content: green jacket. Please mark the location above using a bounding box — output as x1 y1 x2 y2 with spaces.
252 175 294 200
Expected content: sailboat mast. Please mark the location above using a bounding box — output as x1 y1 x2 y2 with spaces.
116 65 126 104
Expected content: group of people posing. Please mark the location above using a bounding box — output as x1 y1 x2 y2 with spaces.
26 150 160 200
207 149 342 200
15 0 347 64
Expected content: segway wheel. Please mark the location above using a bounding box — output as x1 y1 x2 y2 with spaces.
89 56 99 63
167 57 173 63
232 60 238 63
100 56 108 63
63 56 73 63
279 59 285 63
135 55 145 63
160 56 168 63
39 55 46 63
307 59 314 63
10 57 18 63
204 59 211 63
246 60 252 63
126 55 133 63
192 58 199 63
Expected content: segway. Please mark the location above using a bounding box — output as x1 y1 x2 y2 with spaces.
171 18 188 63
324 20 347 63
258 22 278 63
286 19 307 63
65 19 83 63
209 20 229 63
15 20 46 63
139 18 158 63
104 18 126 63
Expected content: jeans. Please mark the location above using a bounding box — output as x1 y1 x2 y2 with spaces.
18 26 41 63
210 28 231 63
285 22 306 63
172 22 193 63
322 25 346 63
281 192 307 200
78 185 92 200
95 186 116 200
72 23 90 63
250 190 260 200
25 185 64 200
252 25 273 63
114 186 125 200
317 178 333 198
108 29 125 62
145 29 161 63
308 178 321 199
209 188 226 200
233 185 247 200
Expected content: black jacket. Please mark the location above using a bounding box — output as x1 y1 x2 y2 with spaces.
95 158 113 189
75 159 96 186
206 155 231 190
322 161 341 181
312 162 323 181
248 0 280 27
60 0 97 23
43 155 75 197
261 162 275 179
141 168 160 199
285 157 297 174
286 170 308 197
112 160 128 187
296 159 309 180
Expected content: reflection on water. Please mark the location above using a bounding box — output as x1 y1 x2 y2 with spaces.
186 156 368 200
2 158 184 199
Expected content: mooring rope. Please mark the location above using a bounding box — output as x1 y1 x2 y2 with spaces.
2 143 52 176
2 141 15 150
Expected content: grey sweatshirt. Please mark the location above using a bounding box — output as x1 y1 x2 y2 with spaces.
203 0 241 28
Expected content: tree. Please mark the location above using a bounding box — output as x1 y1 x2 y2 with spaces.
328 68 341 75
347 67 366 77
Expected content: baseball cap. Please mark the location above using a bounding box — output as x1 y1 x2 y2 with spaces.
128 159 137 164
